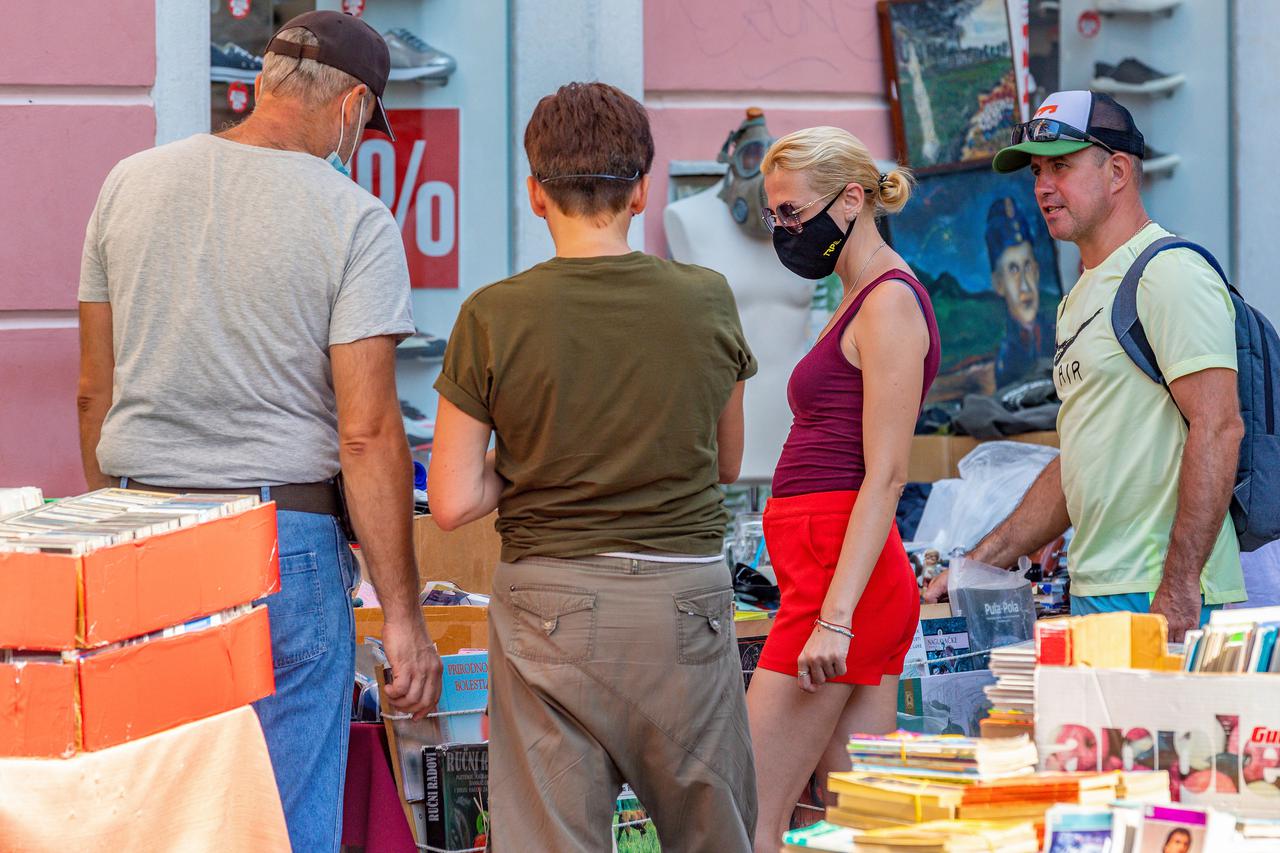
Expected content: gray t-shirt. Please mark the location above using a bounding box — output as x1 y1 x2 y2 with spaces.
79 133 414 487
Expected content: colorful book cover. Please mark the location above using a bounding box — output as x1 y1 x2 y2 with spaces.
921 616 977 674
437 652 488 743
613 785 659 852
422 742 489 852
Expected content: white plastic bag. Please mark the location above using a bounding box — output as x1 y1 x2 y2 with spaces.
911 441 1059 553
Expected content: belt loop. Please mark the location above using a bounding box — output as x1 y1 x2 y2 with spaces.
260 486 271 504
630 559 640 574
119 477 129 488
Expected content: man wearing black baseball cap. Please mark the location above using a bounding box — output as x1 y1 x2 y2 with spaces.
77 12 441 850
927 90 1246 639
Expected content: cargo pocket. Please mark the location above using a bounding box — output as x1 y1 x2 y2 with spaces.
674 587 734 664
508 584 597 664
262 551 329 668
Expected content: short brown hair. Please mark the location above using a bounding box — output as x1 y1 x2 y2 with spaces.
524 82 654 218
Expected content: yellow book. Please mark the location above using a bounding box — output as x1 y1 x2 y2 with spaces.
851 819 1039 853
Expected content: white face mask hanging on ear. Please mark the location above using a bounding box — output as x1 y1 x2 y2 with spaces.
326 89 365 177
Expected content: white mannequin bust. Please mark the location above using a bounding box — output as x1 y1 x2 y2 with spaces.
664 186 813 484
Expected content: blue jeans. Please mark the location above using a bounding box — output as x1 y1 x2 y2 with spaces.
1071 591 1220 626
253 509 358 853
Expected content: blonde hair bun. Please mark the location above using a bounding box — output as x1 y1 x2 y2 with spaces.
763 126 914 216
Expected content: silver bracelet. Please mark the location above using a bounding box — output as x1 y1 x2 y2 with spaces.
814 618 855 640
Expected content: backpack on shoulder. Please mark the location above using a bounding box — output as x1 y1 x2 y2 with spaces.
1112 236 1280 552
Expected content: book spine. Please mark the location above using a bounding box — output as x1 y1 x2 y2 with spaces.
422 746 447 852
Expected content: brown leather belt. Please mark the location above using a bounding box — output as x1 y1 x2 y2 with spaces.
122 479 343 518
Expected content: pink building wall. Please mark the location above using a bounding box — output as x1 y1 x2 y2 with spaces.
643 0 894 255
0 3 158 497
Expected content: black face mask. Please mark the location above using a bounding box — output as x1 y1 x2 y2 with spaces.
771 194 856 280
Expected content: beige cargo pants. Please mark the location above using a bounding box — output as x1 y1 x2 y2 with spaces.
486 555 757 852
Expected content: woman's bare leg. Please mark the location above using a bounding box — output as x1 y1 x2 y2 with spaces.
813 674 901 805
746 669 854 853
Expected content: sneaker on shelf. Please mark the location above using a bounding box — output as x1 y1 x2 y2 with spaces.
397 329 447 361
383 28 457 81
211 41 263 82
400 400 435 450
1142 146 1181 178
1092 58 1185 96
1095 0 1182 15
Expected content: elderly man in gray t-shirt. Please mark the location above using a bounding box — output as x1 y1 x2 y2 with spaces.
76 12 440 851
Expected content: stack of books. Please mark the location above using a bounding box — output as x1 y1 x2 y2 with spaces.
0 486 43 517
1183 607 1280 673
1114 769 1171 802
980 641 1035 739
850 820 1039 853
826 770 1119 831
1034 613 1182 670
845 732 1039 782
0 488 259 555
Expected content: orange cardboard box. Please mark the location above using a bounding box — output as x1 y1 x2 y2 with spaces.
0 503 280 651
355 605 488 655
0 606 274 758
0 659 79 758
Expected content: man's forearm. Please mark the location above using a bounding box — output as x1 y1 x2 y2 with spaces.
1160 422 1240 595
77 395 112 490
340 432 420 621
970 456 1071 567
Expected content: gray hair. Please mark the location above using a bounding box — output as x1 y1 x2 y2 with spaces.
260 27 360 105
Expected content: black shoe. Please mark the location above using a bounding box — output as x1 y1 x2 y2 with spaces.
397 329 447 361
211 41 263 83
733 563 780 610
1092 58 1184 94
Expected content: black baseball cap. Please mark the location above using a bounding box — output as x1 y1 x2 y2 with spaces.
994 90 1144 173
266 11 395 140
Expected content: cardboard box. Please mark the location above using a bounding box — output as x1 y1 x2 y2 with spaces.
356 606 489 656
1036 666 1280 818
907 431 1059 483
0 503 280 650
0 606 274 758
413 513 501 595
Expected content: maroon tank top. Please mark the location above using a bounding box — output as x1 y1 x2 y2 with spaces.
771 270 941 498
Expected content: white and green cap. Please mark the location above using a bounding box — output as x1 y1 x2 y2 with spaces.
994 90 1145 173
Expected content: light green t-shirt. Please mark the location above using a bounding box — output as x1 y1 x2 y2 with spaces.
1053 223 1245 604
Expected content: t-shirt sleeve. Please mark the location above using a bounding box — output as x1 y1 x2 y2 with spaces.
433 297 494 425
329 206 415 346
1137 250 1237 383
78 190 109 303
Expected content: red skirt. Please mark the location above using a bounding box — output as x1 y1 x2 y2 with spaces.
757 489 920 686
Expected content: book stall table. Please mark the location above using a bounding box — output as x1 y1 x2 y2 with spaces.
0 707 288 852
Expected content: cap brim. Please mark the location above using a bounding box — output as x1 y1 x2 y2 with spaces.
366 96 395 141
992 139 1090 173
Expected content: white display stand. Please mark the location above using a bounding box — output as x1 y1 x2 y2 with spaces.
664 186 813 484
1056 0 1230 287
1036 666 1280 819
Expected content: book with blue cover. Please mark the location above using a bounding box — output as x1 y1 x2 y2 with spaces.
436 652 488 743
922 616 978 674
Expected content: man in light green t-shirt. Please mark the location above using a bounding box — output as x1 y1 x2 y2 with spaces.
927 91 1245 639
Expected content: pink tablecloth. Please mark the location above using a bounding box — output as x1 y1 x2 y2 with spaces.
344 723 416 853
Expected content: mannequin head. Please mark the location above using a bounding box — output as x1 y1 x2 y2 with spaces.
717 108 773 240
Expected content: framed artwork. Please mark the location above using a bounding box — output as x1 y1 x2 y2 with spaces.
885 163 1061 402
877 0 1020 172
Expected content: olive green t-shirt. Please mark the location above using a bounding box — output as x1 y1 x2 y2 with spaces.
435 252 758 563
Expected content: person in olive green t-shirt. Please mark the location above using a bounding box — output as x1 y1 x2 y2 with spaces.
427 83 760 851
926 91 1246 640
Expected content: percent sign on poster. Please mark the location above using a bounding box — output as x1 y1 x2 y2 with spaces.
352 108 460 289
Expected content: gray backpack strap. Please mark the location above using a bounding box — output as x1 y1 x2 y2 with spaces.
1112 236 1230 385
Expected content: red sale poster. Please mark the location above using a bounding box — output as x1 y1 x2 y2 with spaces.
351 108 460 289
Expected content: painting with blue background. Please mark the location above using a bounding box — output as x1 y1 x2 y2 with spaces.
887 164 1061 402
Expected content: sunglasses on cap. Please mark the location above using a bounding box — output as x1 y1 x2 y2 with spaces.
1011 118 1116 154
760 188 841 235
